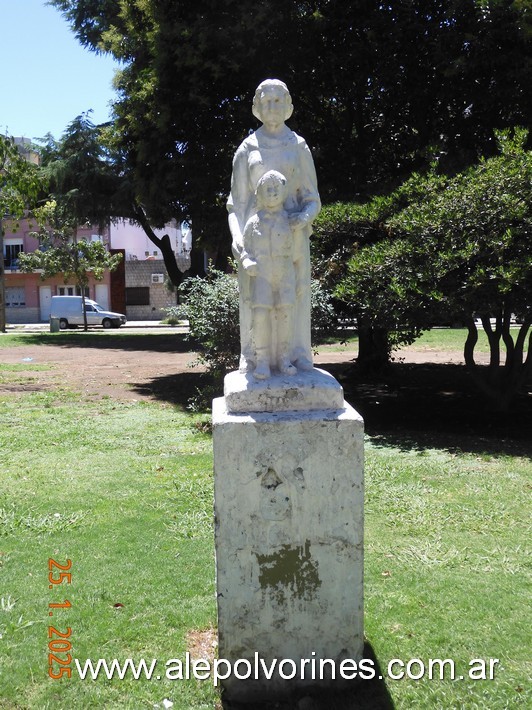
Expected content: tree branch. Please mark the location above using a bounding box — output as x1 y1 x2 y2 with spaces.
132 203 184 288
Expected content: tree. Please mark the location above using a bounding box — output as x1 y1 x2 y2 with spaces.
0 136 43 332
312 168 452 368
37 113 118 228
334 129 532 410
18 200 122 330
49 0 531 257
19 115 123 330
39 111 194 293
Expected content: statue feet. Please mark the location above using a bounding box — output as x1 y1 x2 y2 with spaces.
239 355 254 374
278 356 297 376
253 361 271 380
295 356 313 372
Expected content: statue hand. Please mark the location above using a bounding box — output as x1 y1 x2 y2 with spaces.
242 257 258 276
288 212 309 231
232 239 243 257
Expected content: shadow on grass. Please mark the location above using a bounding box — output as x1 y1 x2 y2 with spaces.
132 361 532 457
221 642 394 710
3 331 193 353
324 360 532 458
132 370 218 411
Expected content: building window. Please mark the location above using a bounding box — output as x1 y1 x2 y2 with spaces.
5 287 26 307
4 243 23 269
58 285 89 297
126 287 150 306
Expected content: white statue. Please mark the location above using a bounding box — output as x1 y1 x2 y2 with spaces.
228 79 321 379
241 170 297 380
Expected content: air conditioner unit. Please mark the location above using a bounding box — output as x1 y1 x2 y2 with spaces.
151 273 165 284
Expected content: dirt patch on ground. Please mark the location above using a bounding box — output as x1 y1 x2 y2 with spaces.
0 336 477 403
0 337 205 401
2 332 529 453
186 627 218 664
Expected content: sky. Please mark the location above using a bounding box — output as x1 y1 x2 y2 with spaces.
1 0 121 142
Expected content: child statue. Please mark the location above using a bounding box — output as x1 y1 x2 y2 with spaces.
241 170 298 380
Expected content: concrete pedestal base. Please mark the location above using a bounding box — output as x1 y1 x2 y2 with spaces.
212 385 364 702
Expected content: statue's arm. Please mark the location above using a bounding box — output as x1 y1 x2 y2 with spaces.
240 218 258 275
227 144 250 255
297 140 322 225
287 138 321 232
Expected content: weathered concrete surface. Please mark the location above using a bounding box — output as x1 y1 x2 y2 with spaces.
224 367 344 413
213 396 364 701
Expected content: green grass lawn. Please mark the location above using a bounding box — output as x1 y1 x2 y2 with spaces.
0 334 529 709
0 385 216 710
320 326 496 355
410 327 492 353
316 328 489 358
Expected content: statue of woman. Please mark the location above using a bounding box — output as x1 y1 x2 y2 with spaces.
227 79 321 377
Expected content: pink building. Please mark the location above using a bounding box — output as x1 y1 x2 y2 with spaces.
3 216 193 323
3 218 113 323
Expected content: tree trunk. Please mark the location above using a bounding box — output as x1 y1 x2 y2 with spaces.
73 232 88 331
132 205 185 288
81 289 88 331
464 313 532 412
189 246 206 278
357 320 390 371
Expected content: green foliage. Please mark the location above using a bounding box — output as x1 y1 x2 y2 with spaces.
18 234 122 290
179 269 240 377
313 167 450 362
331 128 532 406
50 0 531 250
310 278 336 340
0 136 43 221
18 200 122 292
14 116 123 330
388 127 532 317
180 267 337 378
19 114 124 289
37 112 120 230
313 166 448 291
1 136 46 331
161 305 184 326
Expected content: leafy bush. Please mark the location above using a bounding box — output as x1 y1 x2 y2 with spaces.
161 305 184 326
332 127 532 405
310 279 336 341
179 267 336 378
179 269 240 377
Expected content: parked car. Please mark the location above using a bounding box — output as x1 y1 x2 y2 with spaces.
50 296 127 329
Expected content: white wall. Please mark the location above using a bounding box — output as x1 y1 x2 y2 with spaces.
110 219 191 262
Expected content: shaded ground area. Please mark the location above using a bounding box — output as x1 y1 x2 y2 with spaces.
221 642 394 710
1 332 530 457
329 360 532 457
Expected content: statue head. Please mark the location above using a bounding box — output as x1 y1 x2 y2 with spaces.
255 170 287 209
252 79 293 123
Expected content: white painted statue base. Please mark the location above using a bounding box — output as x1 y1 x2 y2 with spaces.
213 375 364 702
224 366 345 413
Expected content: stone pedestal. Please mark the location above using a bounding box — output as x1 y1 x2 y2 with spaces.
212 369 364 702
